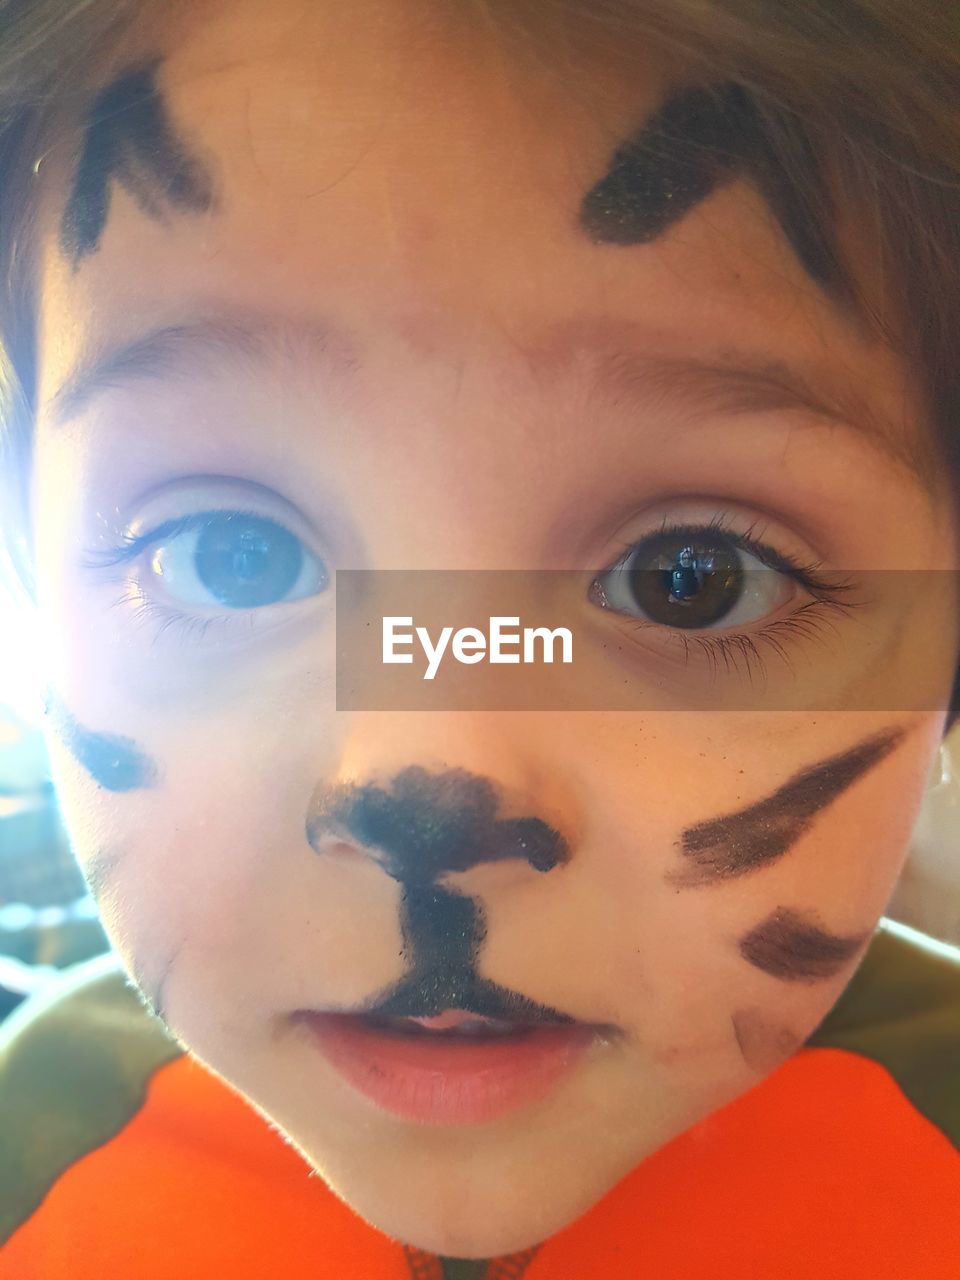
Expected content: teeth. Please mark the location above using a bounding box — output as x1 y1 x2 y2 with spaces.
367 1013 529 1037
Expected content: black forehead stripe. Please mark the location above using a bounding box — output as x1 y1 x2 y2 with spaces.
669 727 905 888
45 694 158 792
60 60 216 264
744 119 839 293
579 82 842 297
738 907 869 983
579 84 746 245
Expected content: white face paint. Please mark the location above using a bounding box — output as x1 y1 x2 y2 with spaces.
27 0 959 1258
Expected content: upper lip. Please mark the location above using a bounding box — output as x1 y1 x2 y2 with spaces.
294 982 622 1038
349 981 576 1025
300 999 575 1027
344 1009 542 1032
304 968 581 1035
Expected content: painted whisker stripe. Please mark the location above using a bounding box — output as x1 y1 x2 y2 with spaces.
670 727 905 887
730 1006 803 1073
738 907 869 982
46 695 158 792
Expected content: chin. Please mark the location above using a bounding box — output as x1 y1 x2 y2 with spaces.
287 1122 646 1261
329 1173 603 1259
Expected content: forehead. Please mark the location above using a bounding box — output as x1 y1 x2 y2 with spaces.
34 0 916 447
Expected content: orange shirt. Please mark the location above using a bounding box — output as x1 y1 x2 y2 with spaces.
1 920 957 1279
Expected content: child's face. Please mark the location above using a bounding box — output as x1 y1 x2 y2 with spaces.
28 0 960 1259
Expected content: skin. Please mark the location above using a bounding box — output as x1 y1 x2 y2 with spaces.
27 0 960 1259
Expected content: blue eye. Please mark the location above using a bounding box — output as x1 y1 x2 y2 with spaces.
146 511 328 609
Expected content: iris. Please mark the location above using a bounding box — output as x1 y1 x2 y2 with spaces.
193 513 305 608
627 533 744 628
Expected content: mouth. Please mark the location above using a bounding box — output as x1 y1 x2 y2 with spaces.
363 1008 555 1036
292 1006 614 1125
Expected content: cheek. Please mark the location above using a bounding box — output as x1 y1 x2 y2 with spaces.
50 699 410 1036
531 720 935 1075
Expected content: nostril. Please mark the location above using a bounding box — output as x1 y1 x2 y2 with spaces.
325 839 367 864
306 826 371 865
306 823 400 879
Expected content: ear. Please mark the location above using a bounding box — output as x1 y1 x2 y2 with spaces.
943 667 960 731
887 732 960 946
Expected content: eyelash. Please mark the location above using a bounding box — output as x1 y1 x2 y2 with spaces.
109 589 260 645
83 508 862 672
85 512 242 568
601 515 860 680
84 510 289 647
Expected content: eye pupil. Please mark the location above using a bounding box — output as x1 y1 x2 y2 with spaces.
666 551 703 601
629 535 743 628
234 530 271 582
195 514 304 607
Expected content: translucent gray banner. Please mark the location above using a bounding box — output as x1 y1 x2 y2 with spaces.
335 570 958 712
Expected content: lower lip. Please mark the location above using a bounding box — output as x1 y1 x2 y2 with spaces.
296 1013 599 1125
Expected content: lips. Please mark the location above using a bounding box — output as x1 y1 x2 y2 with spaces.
294 1005 606 1125
363 1008 542 1036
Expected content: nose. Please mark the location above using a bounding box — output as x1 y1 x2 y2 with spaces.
304 712 576 884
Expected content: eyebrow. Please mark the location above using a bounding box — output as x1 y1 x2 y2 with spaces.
47 309 929 482
48 313 364 423
524 322 930 484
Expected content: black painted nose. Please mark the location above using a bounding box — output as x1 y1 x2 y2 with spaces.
305 766 570 883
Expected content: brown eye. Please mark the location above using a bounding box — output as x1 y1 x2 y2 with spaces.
593 529 793 631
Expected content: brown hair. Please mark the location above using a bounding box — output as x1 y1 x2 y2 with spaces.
0 0 146 589
1 3 960 630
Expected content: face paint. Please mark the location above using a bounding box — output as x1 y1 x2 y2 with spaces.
730 1006 803 1074
306 766 570 881
60 60 216 264
738 906 868 983
670 727 905 887
45 694 158 791
362 882 578 1023
304 768 586 1024
579 82 841 295
579 84 746 245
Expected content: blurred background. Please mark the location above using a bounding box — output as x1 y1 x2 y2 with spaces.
0 603 109 1021
0 591 957 1023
